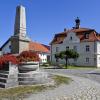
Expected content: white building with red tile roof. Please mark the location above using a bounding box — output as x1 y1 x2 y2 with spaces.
29 42 50 63
50 18 100 67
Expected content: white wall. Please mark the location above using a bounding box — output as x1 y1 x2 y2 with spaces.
77 42 95 66
96 41 100 67
39 53 47 63
63 32 80 43
2 41 11 55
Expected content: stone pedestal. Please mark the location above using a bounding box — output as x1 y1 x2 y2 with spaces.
18 71 51 85
18 62 51 85
18 62 39 73
0 62 18 88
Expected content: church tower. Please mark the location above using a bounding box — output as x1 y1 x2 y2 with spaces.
11 5 30 54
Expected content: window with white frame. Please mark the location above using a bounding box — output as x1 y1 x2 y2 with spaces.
70 36 72 40
66 46 69 50
9 45 11 49
86 45 90 52
56 47 59 52
74 58 77 62
73 46 77 51
94 58 96 62
86 58 89 63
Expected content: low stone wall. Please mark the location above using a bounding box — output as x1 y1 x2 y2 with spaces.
18 71 52 85
0 62 19 88
0 62 52 88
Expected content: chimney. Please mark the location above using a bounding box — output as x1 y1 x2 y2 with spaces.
75 17 80 29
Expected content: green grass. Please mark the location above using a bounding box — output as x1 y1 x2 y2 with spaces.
0 75 72 99
52 75 72 86
0 86 46 99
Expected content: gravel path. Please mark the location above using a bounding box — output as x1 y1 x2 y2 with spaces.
24 69 100 100
45 68 100 83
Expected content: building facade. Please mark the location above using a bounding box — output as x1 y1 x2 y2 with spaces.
50 18 100 67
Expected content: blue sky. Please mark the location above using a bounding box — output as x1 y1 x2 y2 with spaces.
0 0 100 46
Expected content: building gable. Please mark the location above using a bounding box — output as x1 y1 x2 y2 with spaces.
63 32 80 44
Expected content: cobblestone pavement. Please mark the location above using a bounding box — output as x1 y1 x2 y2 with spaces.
24 69 100 100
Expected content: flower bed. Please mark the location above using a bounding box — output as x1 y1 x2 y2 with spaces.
0 51 40 71
0 54 19 70
17 51 40 72
17 51 40 63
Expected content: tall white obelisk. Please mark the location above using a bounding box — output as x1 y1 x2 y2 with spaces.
11 5 30 54
14 5 26 37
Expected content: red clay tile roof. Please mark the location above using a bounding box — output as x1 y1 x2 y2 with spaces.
29 42 50 53
50 27 100 44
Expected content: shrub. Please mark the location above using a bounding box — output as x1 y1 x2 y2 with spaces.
17 51 40 63
0 54 19 69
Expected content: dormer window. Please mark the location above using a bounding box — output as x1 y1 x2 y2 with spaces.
85 33 89 39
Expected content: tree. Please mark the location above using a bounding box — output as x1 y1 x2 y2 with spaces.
55 49 79 68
